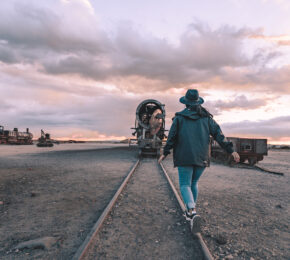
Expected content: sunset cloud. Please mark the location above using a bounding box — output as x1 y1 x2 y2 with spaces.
204 95 268 115
222 116 290 141
251 33 290 46
0 1 289 94
0 0 289 143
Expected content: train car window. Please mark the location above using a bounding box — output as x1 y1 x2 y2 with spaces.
241 144 251 150
139 104 160 126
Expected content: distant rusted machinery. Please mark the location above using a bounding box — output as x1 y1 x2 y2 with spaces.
37 129 54 147
130 99 166 156
211 137 268 165
0 125 33 145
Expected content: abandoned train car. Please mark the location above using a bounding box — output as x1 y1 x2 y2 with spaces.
211 137 268 165
0 126 33 145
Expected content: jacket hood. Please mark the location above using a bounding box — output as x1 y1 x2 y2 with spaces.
175 108 201 120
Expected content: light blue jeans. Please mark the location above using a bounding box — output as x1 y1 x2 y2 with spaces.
178 166 205 210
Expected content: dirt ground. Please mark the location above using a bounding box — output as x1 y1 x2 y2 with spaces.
84 158 203 260
0 143 128 157
1 145 289 259
0 145 137 259
163 150 290 260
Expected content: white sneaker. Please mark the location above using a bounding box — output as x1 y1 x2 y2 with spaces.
183 210 196 221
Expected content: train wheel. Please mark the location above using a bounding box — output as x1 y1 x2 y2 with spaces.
240 158 246 163
248 157 257 166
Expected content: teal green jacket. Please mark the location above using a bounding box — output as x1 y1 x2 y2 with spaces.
163 108 234 167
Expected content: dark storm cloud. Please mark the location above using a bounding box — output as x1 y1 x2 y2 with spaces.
41 23 261 86
0 44 19 63
0 1 289 93
0 1 109 54
40 23 289 94
221 116 290 139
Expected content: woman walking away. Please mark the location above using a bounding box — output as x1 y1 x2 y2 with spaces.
158 89 240 233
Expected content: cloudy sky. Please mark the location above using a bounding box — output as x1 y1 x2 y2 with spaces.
0 0 289 144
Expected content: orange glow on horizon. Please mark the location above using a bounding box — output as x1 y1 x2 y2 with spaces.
54 136 127 141
52 136 290 145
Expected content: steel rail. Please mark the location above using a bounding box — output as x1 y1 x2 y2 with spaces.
253 165 284 176
72 159 140 260
159 162 214 260
236 162 284 176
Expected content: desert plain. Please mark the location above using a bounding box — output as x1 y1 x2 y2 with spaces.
0 144 289 259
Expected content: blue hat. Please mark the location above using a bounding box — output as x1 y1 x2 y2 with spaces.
179 89 204 105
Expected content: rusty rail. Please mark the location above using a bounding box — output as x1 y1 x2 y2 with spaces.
236 162 284 176
73 158 214 260
159 162 214 260
72 159 140 260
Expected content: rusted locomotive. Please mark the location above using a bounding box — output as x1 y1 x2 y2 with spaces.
37 129 54 147
211 137 268 165
0 125 33 145
131 99 166 156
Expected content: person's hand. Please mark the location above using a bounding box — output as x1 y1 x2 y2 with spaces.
158 154 166 164
231 152 240 163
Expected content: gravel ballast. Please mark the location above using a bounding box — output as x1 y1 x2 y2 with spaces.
163 150 290 260
0 145 137 259
84 158 203 260
1 145 288 259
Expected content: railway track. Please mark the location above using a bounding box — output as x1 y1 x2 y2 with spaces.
212 158 285 176
160 162 214 260
224 161 285 176
72 158 214 260
237 163 284 176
